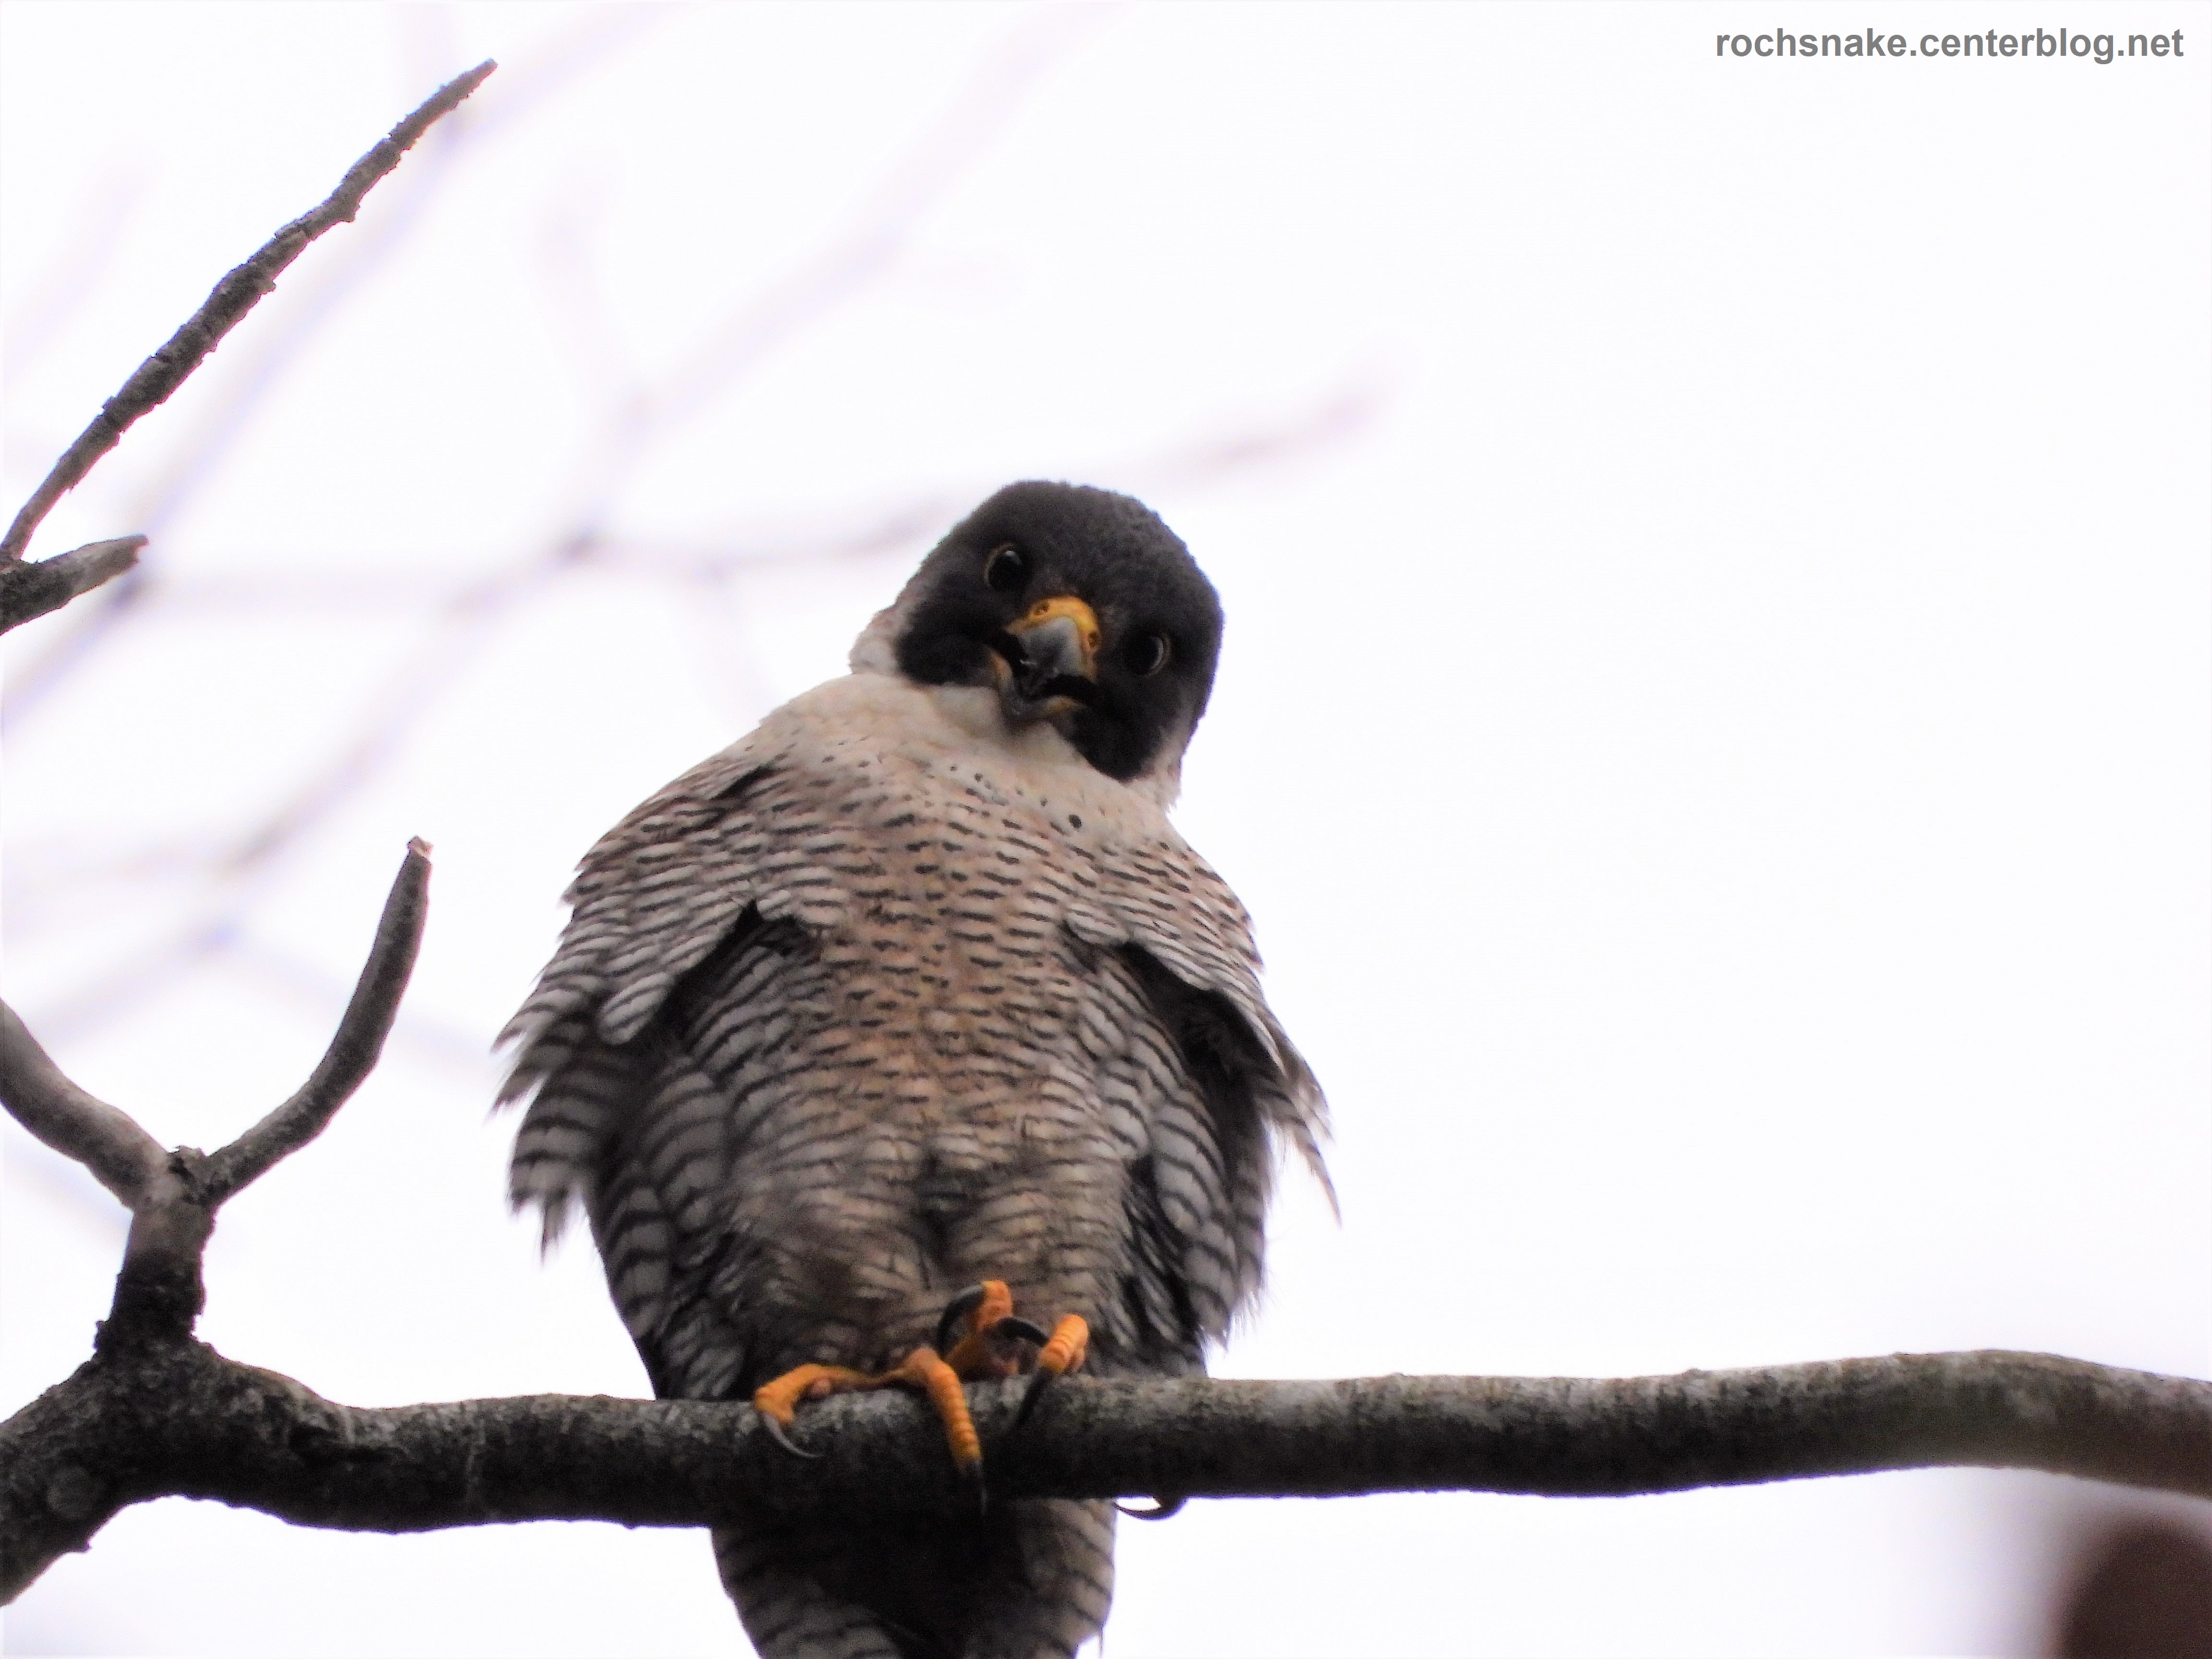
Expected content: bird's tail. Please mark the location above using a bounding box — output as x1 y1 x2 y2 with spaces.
713 1498 1115 1659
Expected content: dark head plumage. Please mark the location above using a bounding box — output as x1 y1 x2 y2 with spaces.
864 482 1224 787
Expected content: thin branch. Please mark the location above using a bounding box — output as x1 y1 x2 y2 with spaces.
2 17 642 724
0 1001 163 1207
0 839 429 1353
0 62 495 565
0 536 144 634
198 840 431 1204
2 1345 2204 1603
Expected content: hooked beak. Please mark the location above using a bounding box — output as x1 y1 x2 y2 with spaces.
994 595 1101 721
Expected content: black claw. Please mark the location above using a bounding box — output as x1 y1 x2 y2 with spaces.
994 1316 1051 1346
1116 1495 1187 1521
958 1459 989 1518
1015 1364 1060 1429
934 1284 991 1354
758 1412 823 1460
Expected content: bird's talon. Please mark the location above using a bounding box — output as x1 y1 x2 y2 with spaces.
938 1282 1016 1373
1015 1363 1058 1429
995 1316 1051 1346
758 1411 823 1460
751 1361 875 1458
1015 1312 1089 1427
958 1456 989 1518
1116 1495 1187 1520
934 1283 993 1354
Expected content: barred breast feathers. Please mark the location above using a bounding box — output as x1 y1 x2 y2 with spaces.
497 668 1331 1248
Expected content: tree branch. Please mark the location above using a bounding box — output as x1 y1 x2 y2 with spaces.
0 842 433 1352
0 999 164 1206
198 839 431 1204
0 537 145 634
3 1343 2203 1603
0 62 495 567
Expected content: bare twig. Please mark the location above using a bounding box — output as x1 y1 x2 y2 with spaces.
2 14 646 724
199 839 432 1203
0 999 163 1207
0 536 144 634
0 61 496 566
2 1345 2204 1604
2 367 1381 620
637 5 1104 442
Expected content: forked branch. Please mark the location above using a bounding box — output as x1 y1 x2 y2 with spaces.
0 841 433 1347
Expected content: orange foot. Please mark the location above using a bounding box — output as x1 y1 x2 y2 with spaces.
750 1281 1090 1495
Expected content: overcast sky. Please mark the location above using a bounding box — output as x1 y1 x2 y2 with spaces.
3 3 2208 1655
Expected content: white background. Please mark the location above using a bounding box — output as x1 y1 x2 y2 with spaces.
2 3 2207 1654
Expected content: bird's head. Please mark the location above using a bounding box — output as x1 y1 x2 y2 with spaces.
853 482 1224 793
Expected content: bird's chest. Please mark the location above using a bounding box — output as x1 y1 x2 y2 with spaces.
793 758 1110 1175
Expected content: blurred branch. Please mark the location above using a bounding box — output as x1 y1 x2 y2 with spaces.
2051 1517 2212 1654
5 370 1385 628
0 62 496 567
5 357 1376 1031
0 166 142 376
5 359 1377 1031
4 13 1383 1055
1 18 1099 1046
5 1341 2205 1606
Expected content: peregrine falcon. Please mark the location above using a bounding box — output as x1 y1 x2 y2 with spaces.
499 482 1331 1658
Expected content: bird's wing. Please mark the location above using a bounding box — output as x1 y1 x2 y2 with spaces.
1070 831 1334 1340
495 721 818 1244
1076 834 1332 1185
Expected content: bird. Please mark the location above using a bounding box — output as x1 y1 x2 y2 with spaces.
497 481 1331 1658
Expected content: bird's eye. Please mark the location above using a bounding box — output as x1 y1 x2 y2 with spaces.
1126 632 1172 677
984 544 1028 593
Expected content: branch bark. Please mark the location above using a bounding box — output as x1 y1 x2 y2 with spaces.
199 839 431 1204
0 1000 164 1205
0 537 145 634
4 1342 2204 1603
